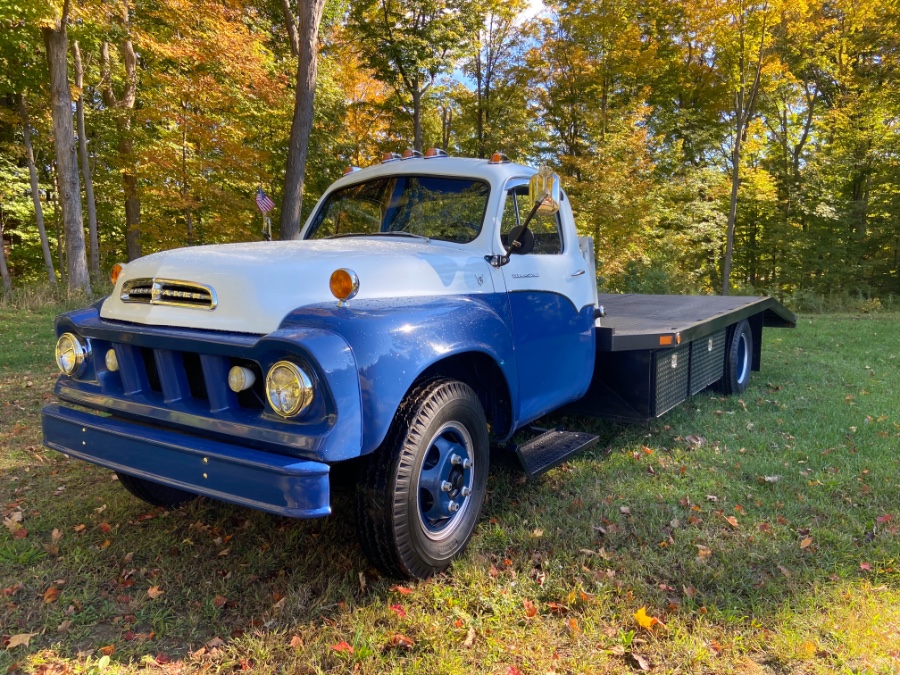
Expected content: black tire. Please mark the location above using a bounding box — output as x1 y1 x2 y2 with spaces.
116 472 198 508
355 378 489 579
717 319 753 395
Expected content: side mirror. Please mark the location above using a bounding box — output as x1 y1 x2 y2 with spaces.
529 166 561 215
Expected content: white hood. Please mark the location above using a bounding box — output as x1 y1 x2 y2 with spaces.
100 239 496 334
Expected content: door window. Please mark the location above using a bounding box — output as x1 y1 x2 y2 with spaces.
501 186 563 255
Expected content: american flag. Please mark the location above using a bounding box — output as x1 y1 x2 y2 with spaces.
256 187 275 214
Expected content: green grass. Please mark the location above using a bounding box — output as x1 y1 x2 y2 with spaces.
1 309 898 673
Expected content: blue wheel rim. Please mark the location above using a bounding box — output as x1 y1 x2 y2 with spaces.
415 421 475 541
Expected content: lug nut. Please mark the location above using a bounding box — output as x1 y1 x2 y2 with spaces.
450 454 462 465
441 480 453 492
461 487 471 497
448 501 460 512
462 458 473 469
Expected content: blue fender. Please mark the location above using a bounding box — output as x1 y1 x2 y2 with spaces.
277 294 518 455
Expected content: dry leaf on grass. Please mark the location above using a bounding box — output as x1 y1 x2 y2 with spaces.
6 633 38 649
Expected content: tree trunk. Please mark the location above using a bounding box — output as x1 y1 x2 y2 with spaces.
101 22 142 261
0 208 12 294
722 131 742 296
279 0 326 241
17 93 57 286
42 14 91 296
73 41 100 276
412 86 423 152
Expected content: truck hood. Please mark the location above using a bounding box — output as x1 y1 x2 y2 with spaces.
100 239 496 334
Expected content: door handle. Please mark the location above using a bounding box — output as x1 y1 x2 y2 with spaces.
570 269 586 277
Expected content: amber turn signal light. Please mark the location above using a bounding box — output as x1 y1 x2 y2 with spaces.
329 268 360 305
110 263 124 285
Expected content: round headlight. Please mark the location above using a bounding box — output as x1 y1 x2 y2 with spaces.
55 333 90 376
265 361 313 417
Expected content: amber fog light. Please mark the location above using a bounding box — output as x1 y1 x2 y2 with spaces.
329 268 359 306
55 333 89 377
105 349 119 372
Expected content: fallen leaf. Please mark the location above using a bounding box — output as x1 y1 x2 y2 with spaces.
763 475 780 483
634 606 661 630
723 515 739 529
390 603 407 619
682 585 697 598
620 506 631 515
531 528 544 538
876 514 893 524
860 562 872 571
6 633 37 649
155 653 170 664
800 537 813 549
100 645 115 656
546 601 568 615
696 544 712 559
506 667 524 675
213 595 227 608
289 635 302 649
386 633 414 650
777 564 791 578
147 586 164 599
626 652 652 671
43 586 61 603
330 641 353 653
523 599 537 617
73 524 86 533
567 617 581 635
98 523 112 534
685 434 706 448
391 585 413 595
206 637 225 648
462 627 476 648
800 640 817 658
57 620 72 633
51 528 62 543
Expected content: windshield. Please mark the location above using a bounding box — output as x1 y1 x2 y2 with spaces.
304 175 490 243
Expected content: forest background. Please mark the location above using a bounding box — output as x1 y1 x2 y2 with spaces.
0 0 897 310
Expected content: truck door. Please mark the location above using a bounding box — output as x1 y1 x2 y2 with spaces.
498 183 597 423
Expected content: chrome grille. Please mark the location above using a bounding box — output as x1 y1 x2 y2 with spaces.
121 278 217 310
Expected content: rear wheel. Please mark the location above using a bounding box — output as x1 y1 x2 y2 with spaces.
116 472 198 508
355 378 489 579
717 319 753 395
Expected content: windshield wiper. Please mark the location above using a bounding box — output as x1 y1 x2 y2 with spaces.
328 231 430 242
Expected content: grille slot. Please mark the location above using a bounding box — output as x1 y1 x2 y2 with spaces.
121 278 217 310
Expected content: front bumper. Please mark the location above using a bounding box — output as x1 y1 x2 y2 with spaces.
42 404 331 518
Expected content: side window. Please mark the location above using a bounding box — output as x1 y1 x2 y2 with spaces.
500 186 563 255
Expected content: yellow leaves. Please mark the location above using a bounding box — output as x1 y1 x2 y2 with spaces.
634 606 664 630
799 537 813 549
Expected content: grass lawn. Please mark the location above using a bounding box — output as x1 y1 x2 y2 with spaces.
1 308 898 674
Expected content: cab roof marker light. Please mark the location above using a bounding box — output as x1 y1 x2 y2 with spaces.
382 152 401 163
488 152 511 164
402 149 423 160
424 148 448 159
344 166 361 175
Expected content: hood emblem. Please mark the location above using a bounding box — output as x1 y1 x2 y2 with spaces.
121 278 218 310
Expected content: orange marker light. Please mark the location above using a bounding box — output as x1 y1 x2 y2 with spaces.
489 152 510 164
110 263 124 285
329 268 359 304
659 335 674 346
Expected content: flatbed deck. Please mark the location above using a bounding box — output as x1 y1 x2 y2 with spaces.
594 294 796 352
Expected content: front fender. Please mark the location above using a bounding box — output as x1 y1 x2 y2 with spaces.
278 294 517 455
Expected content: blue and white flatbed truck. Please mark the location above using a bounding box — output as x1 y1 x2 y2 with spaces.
42 153 796 579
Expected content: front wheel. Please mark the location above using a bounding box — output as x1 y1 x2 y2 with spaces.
355 378 489 579
717 319 753 395
116 472 198 508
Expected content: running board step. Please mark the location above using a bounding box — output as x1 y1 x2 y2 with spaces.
515 430 599 480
